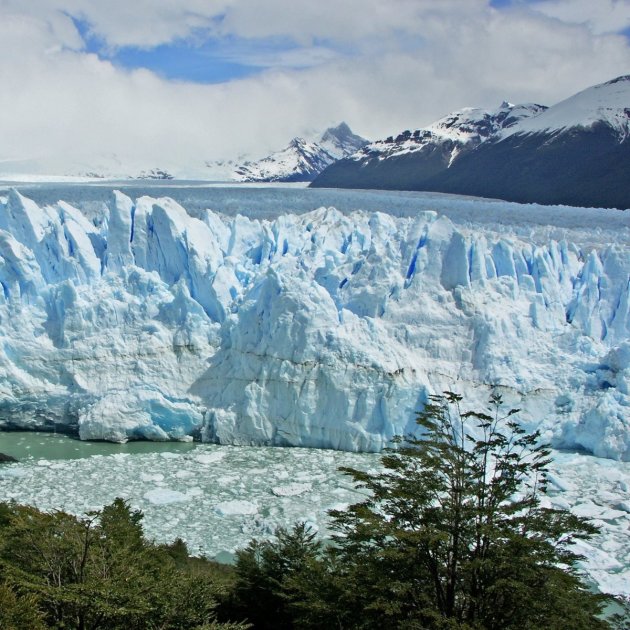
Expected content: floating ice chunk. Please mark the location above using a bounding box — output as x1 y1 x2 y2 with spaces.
271 482 312 497
592 571 630 598
327 502 351 512
214 500 258 516
143 488 189 505
572 539 624 571
217 476 239 486
0 467 28 478
546 473 572 492
572 502 604 519
550 496 572 510
194 452 226 465
141 473 165 482
598 508 629 522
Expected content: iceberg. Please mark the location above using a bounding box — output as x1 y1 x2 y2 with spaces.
0 189 628 459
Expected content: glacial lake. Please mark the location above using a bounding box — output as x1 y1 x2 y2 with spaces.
0 430 379 562
1 430 629 598
0 431 198 461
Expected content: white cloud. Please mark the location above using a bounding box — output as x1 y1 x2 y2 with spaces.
5 0 487 50
0 1 628 176
215 41 344 69
530 0 630 35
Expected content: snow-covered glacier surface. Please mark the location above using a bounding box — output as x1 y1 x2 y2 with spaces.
0 188 629 459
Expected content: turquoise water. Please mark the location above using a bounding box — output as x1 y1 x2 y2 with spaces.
0 431 198 462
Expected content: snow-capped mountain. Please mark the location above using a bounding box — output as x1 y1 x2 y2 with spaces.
353 102 546 166
0 189 628 461
502 74 630 140
234 138 336 183
0 123 367 183
312 76 630 209
234 123 367 182
311 103 545 189
319 122 369 159
203 157 249 181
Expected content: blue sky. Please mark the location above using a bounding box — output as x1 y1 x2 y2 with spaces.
74 18 261 83
75 16 353 84
114 44 259 84
109 36 341 83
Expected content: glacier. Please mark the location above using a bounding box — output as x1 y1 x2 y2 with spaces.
0 188 628 459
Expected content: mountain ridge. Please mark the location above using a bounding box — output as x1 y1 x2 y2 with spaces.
311 76 630 209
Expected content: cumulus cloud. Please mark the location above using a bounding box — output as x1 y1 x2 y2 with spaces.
0 0 628 176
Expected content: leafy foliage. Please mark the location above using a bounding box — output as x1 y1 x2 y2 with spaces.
226 522 327 629
0 580 46 629
0 498 247 629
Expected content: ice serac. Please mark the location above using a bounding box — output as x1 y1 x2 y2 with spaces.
0 191 629 459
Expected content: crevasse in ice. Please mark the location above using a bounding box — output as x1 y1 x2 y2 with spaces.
0 189 628 459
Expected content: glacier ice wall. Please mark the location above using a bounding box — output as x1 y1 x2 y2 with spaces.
0 189 628 459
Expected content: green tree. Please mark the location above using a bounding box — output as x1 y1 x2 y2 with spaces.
328 392 611 629
0 581 46 629
0 499 245 629
227 522 328 629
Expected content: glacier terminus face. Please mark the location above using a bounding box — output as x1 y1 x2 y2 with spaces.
0 187 628 460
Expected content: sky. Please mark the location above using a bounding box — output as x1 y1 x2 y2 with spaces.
1 0 629 176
